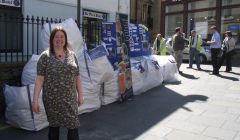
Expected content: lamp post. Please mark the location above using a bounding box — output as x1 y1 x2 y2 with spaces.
77 0 81 27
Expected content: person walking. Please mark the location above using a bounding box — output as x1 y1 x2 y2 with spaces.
207 25 222 75
218 31 236 72
187 30 202 70
153 34 167 55
172 27 185 72
32 28 84 140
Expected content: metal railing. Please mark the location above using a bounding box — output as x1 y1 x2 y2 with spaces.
0 14 102 63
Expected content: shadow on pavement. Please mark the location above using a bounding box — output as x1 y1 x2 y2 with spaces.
179 72 200 80
216 74 239 81
219 71 240 76
0 86 208 140
76 86 208 140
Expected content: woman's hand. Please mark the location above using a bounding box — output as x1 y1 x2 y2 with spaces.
78 95 84 106
32 101 40 113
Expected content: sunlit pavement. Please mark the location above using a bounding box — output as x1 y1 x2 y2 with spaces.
0 63 240 140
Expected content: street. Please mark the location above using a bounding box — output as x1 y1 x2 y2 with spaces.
0 63 240 140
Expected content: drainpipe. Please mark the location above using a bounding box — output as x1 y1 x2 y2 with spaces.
77 0 81 27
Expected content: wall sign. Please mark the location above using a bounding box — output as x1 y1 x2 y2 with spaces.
83 9 107 21
129 24 143 57
101 22 118 68
0 0 21 7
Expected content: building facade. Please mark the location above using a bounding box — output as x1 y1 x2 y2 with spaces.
130 0 162 42
161 0 240 46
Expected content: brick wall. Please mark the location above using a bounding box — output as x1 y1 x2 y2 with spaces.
0 63 25 118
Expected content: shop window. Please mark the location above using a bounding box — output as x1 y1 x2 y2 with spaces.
221 7 240 49
165 14 183 38
188 11 216 40
188 0 216 10
166 4 183 13
83 18 102 50
222 0 240 6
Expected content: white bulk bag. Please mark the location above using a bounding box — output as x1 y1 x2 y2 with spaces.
41 18 83 57
78 81 101 114
143 56 163 91
4 84 48 131
100 71 119 105
131 58 148 95
21 54 40 85
153 55 180 83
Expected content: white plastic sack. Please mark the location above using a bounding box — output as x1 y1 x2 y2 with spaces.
153 55 180 83
4 84 48 131
131 58 148 95
41 18 83 57
78 81 101 114
100 71 119 105
21 54 40 85
131 57 163 95
143 56 163 91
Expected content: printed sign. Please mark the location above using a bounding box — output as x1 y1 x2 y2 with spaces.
129 24 143 57
102 22 118 68
139 24 151 56
83 9 107 21
116 13 133 102
87 44 108 61
0 0 21 7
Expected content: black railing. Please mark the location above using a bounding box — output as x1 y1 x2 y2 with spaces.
0 14 102 63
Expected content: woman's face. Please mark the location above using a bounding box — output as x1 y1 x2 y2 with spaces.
53 31 65 49
225 33 229 38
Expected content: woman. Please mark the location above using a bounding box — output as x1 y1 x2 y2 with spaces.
32 27 84 140
153 34 166 55
218 31 235 72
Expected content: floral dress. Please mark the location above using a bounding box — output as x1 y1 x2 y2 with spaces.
37 50 80 129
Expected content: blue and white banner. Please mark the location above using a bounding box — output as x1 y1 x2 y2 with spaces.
87 44 108 61
139 24 151 56
129 24 143 57
102 22 118 66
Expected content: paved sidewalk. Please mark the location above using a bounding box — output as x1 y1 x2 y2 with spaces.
0 64 239 140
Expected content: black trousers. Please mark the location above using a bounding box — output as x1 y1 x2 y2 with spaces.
211 48 221 74
218 51 233 71
48 127 79 140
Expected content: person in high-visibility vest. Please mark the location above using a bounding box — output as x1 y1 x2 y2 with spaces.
187 30 202 70
153 34 167 55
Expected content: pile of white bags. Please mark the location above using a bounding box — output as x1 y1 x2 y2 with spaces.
4 18 181 132
4 84 48 131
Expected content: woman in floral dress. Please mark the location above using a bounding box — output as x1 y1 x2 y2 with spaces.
32 28 84 140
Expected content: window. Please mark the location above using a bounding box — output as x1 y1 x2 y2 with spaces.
0 10 22 52
166 4 183 13
165 14 183 38
221 7 240 49
83 18 102 50
188 0 216 10
188 11 216 40
222 0 240 6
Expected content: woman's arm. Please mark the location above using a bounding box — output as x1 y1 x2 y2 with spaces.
76 75 84 106
32 75 44 113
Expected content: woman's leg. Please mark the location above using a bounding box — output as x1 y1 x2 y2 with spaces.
217 51 226 71
226 52 232 72
48 127 60 140
67 128 79 140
